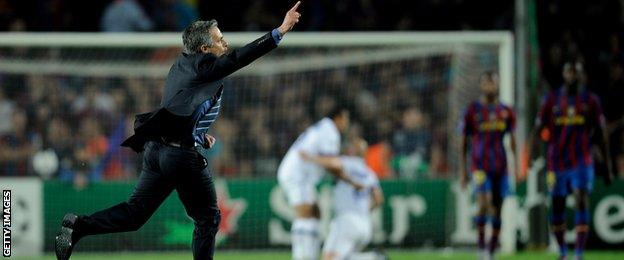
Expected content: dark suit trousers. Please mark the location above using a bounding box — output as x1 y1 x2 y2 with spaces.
75 141 221 260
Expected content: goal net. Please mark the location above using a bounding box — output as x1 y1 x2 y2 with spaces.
0 32 513 255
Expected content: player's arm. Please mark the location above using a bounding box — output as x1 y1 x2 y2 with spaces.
460 133 469 189
529 94 551 162
201 2 301 80
510 131 519 182
528 125 543 162
459 106 472 190
591 95 614 185
370 186 384 210
595 123 614 185
299 151 363 190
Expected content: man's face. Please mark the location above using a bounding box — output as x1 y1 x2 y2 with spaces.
402 107 424 130
563 63 580 85
335 111 350 133
202 27 228 56
480 76 499 97
346 138 367 157
351 138 368 157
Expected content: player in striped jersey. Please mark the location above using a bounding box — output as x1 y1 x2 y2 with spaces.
533 62 613 260
460 71 518 260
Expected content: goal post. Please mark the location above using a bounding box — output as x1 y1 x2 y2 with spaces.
0 31 513 80
0 31 517 253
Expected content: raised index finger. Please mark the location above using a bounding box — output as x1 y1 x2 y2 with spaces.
290 1 301 11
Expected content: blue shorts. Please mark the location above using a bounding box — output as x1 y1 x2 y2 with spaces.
547 164 594 197
472 170 510 199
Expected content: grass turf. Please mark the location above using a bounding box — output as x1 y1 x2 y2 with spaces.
15 251 624 260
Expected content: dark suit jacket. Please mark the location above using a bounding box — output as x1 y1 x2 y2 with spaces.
121 32 277 152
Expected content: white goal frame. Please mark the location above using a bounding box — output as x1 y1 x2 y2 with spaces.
0 31 512 102
0 31 513 104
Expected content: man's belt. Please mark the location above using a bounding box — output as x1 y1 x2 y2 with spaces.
160 137 197 149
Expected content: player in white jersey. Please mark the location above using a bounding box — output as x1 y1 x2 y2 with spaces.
278 107 362 260
301 138 384 260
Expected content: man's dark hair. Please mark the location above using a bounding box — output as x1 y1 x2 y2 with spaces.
563 60 584 73
182 20 218 54
327 106 349 119
480 70 498 82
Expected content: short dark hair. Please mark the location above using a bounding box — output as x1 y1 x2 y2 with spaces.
182 20 218 54
563 60 584 73
327 106 349 119
480 70 498 82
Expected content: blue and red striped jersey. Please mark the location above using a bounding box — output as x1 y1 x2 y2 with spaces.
536 88 605 172
463 101 516 173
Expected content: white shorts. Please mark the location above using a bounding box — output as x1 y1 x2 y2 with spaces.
278 177 317 206
323 213 372 259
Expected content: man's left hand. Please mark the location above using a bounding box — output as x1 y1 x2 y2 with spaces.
278 1 302 35
203 134 216 149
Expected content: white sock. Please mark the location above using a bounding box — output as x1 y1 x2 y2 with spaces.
348 252 383 260
292 218 320 260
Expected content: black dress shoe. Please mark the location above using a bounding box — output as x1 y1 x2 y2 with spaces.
55 213 80 260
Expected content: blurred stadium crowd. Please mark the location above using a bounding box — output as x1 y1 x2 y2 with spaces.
0 56 452 185
0 0 512 32
0 0 624 184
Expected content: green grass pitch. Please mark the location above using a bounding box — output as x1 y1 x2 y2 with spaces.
16 251 624 260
